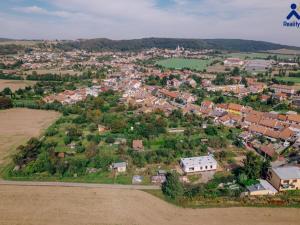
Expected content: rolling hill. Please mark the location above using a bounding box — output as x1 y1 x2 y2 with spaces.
56 38 300 52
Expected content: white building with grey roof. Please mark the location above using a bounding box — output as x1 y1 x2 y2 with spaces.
111 162 127 173
180 155 217 173
244 60 273 73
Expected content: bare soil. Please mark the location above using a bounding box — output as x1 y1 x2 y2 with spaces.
0 185 299 225
0 108 60 165
0 80 36 91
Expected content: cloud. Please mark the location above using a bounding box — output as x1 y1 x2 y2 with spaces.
14 6 47 14
0 0 298 46
13 5 84 19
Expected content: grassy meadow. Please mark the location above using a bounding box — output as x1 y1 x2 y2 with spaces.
156 58 212 71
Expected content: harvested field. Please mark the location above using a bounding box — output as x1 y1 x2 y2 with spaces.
24 69 81 76
0 40 41 46
0 79 36 91
267 49 300 55
207 63 227 73
0 185 299 225
0 108 60 166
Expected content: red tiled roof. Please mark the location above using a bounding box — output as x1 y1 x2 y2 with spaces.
245 112 262 124
228 103 243 112
248 124 267 134
265 129 280 139
260 144 276 158
259 118 278 129
279 128 295 140
287 114 300 123
132 140 144 150
159 89 179 99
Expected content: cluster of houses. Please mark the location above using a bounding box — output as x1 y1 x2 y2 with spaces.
111 153 300 196
193 100 300 152
43 86 104 104
122 85 198 115
206 77 267 98
246 166 300 196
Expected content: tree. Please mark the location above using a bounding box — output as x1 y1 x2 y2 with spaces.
0 96 13 109
233 138 244 148
213 73 226 85
242 152 262 180
205 126 218 136
2 87 12 97
85 142 98 159
261 159 271 179
162 172 184 199
213 96 225 104
241 77 248 87
231 67 240 76
34 87 44 95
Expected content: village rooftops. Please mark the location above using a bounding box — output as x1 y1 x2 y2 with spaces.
272 167 300 180
287 114 300 123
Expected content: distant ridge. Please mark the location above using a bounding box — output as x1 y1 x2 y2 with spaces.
56 38 300 52
0 38 14 42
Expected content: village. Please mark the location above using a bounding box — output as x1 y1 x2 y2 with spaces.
1 43 300 203
2 1 300 224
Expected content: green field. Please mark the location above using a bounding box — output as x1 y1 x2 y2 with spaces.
275 76 300 83
156 58 212 71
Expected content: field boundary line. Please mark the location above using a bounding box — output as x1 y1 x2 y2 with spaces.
0 179 160 190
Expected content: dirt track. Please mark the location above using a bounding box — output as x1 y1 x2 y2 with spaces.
0 185 299 225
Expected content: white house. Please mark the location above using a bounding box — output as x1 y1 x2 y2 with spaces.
111 162 127 173
180 155 217 173
224 58 244 67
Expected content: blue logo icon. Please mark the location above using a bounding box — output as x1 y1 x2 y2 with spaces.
287 3 300 20
283 3 300 28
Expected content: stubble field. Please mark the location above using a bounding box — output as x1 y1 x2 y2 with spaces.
0 185 299 225
0 108 60 166
0 79 36 92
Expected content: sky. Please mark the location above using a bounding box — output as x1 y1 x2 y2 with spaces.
0 0 300 46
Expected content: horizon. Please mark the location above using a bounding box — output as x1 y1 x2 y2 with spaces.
1 37 299 48
0 1 299 46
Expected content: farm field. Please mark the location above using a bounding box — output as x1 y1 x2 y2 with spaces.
275 76 300 83
267 48 300 55
0 185 299 225
0 108 60 166
0 79 36 91
156 58 212 71
226 52 297 60
24 69 81 76
0 40 41 46
207 63 227 73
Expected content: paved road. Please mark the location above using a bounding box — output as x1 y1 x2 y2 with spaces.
0 179 161 190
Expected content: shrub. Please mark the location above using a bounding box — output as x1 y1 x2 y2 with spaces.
162 172 184 199
0 96 13 109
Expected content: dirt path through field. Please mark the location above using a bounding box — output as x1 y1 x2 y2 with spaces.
0 185 299 225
